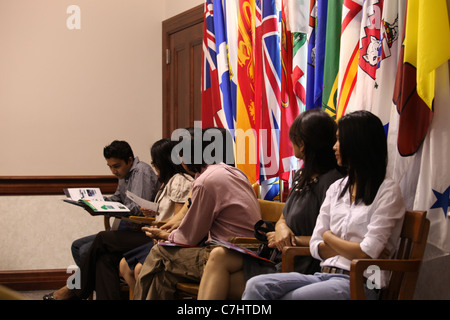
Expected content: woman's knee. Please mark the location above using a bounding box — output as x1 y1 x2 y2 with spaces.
206 247 242 272
208 247 229 264
119 257 129 276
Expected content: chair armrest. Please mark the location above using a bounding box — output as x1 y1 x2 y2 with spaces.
349 259 423 300
227 237 262 250
125 216 156 225
281 246 311 273
228 237 261 244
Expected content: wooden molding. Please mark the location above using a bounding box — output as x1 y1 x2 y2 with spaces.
0 269 68 291
0 176 118 196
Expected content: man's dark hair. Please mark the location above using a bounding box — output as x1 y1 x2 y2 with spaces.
103 140 134 164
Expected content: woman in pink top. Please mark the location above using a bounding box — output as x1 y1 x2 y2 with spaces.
132 127 260 300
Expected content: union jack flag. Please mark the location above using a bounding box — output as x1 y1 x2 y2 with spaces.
201 0 224 129
258 0 283 199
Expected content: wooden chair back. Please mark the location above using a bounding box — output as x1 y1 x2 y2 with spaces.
349 210 430 300
381 210 429 300
257 199 284 223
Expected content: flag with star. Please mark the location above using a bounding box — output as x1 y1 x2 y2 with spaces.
412 62 450 254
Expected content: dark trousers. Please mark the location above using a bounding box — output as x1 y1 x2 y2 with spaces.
75 230 151 300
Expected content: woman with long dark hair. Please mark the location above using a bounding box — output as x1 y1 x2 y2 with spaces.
242 110 406 300
119 138 194 290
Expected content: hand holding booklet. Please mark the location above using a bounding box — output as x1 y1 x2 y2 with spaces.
126 190 159 212
63 187 130 216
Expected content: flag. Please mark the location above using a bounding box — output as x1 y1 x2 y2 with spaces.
389 0 450 254
313 0 327 110
306 0 327 110
336 0 363 120
225 0 240 130
279 0 300 181
412 63 450 254
255 0 263 184
289 0 309 110
259 0 282 181
371 0 405 133
213 0 234 132
236 0 259 184
201 0 223 128
354 0 384 113
305 0 317 109
393 0 450 156
321 0 342 119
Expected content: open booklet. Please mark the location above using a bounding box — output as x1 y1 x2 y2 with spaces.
157 237 274 265
63 187 130 217
208 237 275 265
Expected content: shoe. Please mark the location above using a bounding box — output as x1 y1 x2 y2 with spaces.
43 291 80 300
43 292 56 300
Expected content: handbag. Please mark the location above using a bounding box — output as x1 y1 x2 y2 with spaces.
254 220 281 263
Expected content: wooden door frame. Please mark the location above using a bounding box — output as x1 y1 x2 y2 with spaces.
162 4 204 138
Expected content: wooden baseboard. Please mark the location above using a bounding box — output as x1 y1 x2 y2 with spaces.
0 269 69 291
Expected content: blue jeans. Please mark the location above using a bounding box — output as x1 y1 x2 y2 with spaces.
71 234 96 266
242 272 380 300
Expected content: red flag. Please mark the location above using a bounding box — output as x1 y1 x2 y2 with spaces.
279 0 300 181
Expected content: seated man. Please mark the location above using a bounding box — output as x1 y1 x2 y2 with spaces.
43 140 159 300
133 127 261 300
71 140 160 264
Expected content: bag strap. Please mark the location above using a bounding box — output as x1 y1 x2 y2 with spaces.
254 220 276 242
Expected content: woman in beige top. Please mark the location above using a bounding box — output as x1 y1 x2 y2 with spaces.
119 138 193 290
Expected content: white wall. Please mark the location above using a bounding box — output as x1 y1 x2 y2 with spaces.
0 0 165 176
0 0 203 271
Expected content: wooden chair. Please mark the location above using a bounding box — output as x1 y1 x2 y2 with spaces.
281 210 430 300
175 198 285 299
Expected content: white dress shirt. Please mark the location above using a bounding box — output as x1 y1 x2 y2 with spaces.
310 176 405 287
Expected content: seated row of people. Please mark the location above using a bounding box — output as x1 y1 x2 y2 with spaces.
45 109 405 300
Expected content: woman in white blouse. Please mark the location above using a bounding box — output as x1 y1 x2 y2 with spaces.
242 110 405 300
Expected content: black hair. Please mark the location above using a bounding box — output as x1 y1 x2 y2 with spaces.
204 127 235 167
150 138 189 185
289 108 339 188
103 140 134 164
337 110 387 205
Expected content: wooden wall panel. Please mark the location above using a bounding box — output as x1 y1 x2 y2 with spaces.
0 176 117 196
